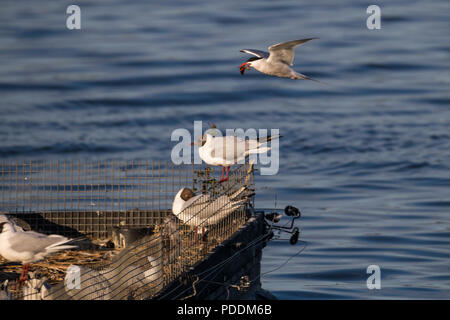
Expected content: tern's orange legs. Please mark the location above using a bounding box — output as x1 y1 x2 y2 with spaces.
19 264 30 283
15 263 30 288
219 167 230 184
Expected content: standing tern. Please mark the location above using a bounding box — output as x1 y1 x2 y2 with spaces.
193 133 280 183
239 38 319 81
0 222 77 285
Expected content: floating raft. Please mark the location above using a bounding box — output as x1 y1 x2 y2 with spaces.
0 211 271 300
0 160 275 300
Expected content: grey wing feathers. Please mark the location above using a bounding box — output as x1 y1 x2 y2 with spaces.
239 49 270 59
9 232 75 253
268 38 317 51
181 194 210 212
210 136 260 162
268 38 317 66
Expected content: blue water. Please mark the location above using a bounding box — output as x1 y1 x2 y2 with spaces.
0 0 449 299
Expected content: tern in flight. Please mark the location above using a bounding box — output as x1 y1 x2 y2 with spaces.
239 38 319 81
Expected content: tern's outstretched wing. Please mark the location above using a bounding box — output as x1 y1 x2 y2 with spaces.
268 38 317 66
239 49 269 59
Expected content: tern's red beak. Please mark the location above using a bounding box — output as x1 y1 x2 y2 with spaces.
239 62 250 75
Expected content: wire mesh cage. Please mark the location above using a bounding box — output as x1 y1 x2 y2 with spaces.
0 160 255 300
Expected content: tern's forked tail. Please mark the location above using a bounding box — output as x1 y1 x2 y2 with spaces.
294 72 327 84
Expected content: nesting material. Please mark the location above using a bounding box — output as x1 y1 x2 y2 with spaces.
0 246 120 284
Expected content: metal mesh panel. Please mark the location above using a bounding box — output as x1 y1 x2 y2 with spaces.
0 160 255 300
0 160 253 238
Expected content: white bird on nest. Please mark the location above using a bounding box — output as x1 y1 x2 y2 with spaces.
172 187 247 237
0 221 77 285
